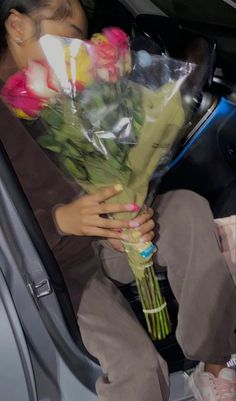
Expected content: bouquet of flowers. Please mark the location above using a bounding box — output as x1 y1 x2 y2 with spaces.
1 28 196 340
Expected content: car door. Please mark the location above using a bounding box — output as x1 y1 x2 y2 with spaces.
0 144 100 401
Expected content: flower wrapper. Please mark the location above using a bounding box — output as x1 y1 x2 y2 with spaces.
1 28 201 340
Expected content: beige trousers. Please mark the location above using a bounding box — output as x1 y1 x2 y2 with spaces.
76 190 236 401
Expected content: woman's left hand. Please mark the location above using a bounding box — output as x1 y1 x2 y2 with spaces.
108 208 155 252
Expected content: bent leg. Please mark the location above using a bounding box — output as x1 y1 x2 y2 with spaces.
77 269 169 401
154 190 236 364
54 236 169 401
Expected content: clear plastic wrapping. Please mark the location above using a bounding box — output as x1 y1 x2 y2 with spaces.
35 33 196 206
1 28 206 340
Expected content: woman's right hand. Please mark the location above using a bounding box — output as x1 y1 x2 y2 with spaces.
54 185 140 240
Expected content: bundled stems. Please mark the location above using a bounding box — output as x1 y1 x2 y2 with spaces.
125 239 172 341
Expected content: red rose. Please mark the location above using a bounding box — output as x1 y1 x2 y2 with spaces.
1 70 44 117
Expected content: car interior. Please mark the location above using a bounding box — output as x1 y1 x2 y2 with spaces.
0 1 235 400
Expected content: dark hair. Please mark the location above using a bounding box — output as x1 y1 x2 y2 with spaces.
0 0 72 55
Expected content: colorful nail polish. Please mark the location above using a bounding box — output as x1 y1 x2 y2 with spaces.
140 236 147 243
114 184 123 192
129 221 140 228
128 203 140 212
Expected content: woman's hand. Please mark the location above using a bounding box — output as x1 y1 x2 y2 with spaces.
54 185 141 239
108 207 155 252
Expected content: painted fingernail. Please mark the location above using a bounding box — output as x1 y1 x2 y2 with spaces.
127 203 140 212
140 236 147 243
114 228 122 233
114 184 123 192
129 221 140 228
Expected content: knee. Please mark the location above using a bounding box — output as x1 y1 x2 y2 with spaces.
173 189 208 207
159 190 212 222
179 190 213 224
172 189 209 210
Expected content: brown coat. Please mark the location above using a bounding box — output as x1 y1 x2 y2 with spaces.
0 97 99 311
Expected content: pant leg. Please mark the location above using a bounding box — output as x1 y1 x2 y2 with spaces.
54 236 169 401
77 268 169 401
100 189 236 364
154 190 236 365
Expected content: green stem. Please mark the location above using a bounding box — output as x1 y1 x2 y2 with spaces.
141 275 157 340
137 280 152 335
148 267 165 340
146 267 162 340
140 278 153 335
150 267 171 338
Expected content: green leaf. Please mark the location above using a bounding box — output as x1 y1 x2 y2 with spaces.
41 107 64 129
63 158 88 181
38 136 62 153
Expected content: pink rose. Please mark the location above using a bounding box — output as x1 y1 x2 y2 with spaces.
1 71 44 117
107 64 121 83
1 61 59 118
103 27 129 54
97 64 121 83
94 41 119 68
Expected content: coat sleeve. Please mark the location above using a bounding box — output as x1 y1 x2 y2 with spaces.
0 99 100 312
0 100 79 249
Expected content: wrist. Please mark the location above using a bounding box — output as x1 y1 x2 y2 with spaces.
53 204 70 236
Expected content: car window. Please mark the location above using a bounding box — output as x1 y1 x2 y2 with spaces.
150 0 236 26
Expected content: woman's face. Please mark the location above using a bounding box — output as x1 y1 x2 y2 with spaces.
5 0 87 69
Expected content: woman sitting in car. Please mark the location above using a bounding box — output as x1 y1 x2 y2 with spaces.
0 1 235 401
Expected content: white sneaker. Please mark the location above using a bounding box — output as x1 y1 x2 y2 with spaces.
188 362 236 401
